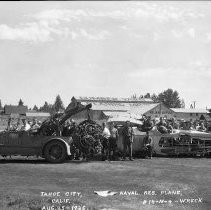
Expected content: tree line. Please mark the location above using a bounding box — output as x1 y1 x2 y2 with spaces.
0 95 65 115
32 95 64 114
131 88 185 108
1 88 207 114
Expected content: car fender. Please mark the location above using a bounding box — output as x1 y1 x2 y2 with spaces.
43 138 71 156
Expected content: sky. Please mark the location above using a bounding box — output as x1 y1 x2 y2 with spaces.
0 1 211 109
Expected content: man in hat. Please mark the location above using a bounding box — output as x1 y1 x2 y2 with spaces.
122 120 134 161
157 117 168 133
166 121 173 133
142 115 153 132
143 131 153 159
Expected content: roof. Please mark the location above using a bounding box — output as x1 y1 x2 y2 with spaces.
103 111 140 119
104 110 143 125
171 108 208 114
25 112 50 117
75 96 153 104
4 105 28 115
107 116 143 125
97 103 173 119
88 103 129 111
80 100 159 113
103 111 128 117
129 103 161 116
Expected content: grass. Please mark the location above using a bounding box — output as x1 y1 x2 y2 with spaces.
0 156 210 210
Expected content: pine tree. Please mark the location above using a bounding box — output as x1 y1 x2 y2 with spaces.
144 93 151 98
18 99 24 106
157 89 182 108
33 105 39 111
54 95 65 112
40 101 49 112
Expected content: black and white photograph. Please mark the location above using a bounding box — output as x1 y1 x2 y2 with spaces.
0 1 210 210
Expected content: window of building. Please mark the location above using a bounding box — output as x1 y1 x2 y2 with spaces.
196 113 198 116
190 113 193 116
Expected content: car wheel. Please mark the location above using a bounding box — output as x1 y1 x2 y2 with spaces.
44 141 67 163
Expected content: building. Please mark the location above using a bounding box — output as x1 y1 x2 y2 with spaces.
171 108 210 121
76 96 154 105
73 97 174 123
25 111 51 121
4 105 28 116
130 103 174 120
75 97 154 113
3 105 50 121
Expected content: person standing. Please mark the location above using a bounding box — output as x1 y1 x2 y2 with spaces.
102 122 111 138
143 131 153 159
102 122 111 160
109 122 119 160
122 121 134 161
166 121 173 133
141 115 153 132
171 118 179 129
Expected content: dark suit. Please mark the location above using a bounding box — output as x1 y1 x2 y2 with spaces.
143 135 153 158
122 126 134 160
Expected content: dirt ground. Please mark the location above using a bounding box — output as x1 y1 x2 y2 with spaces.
0 157 210 210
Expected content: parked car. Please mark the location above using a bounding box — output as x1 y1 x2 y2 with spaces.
0 130 72 163
0 97 92 163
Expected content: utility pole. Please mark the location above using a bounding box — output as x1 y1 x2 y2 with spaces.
192 101 196 109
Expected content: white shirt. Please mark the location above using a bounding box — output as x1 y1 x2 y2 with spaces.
22 123 31 131
102 127 111 139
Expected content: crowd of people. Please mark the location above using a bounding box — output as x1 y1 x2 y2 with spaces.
101 120 153 161
4 115 211 161
6 118 42 133
100 116 211 161
150 116 210 133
